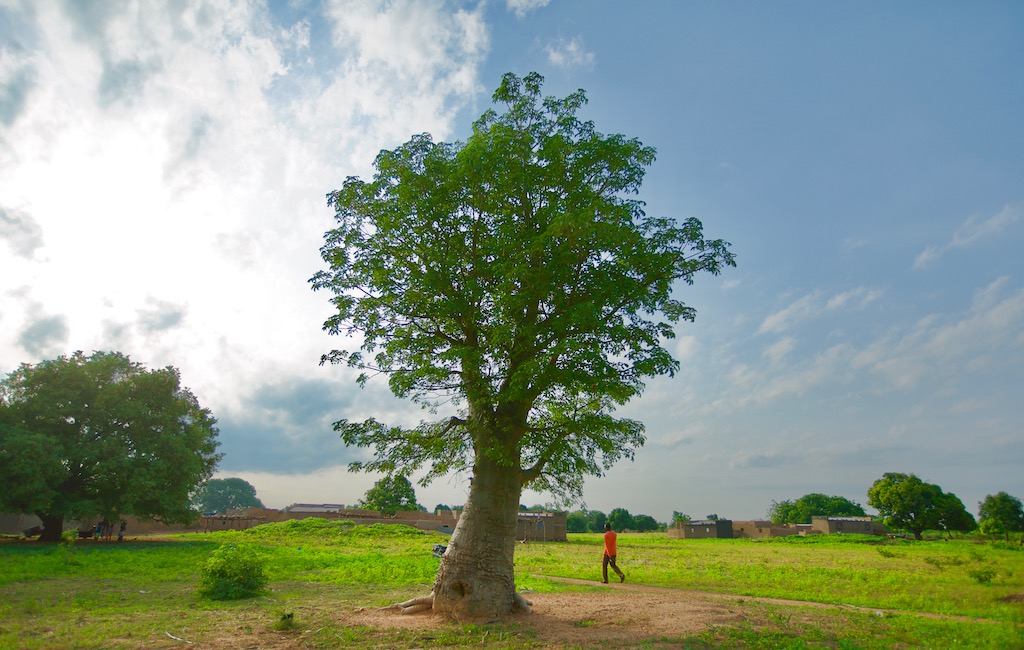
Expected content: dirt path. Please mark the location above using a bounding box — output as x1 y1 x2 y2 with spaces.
351 585 748 645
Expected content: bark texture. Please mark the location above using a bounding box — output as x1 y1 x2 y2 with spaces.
38 514 64 543
431 455 523 619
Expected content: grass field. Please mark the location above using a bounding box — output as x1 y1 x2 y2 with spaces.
1 520 1021 649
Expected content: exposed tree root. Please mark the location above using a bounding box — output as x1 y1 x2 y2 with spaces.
382 592 435 615
513 591 533 614
381 590 535 616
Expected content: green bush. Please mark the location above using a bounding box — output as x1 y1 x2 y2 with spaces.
197 543 268 600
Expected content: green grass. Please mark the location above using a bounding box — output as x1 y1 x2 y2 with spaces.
514 533 1024 622
0 524 1021 649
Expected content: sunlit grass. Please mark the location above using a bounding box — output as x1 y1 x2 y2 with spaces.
515 533 1024 622
1 523 1021 648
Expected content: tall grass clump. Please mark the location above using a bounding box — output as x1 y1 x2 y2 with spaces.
197 543 268 600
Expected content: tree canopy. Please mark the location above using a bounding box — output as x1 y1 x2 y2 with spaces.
311 71 734 618
359 474 423 515
767 493 867 524
978 491 1023 541
193 477 264 514
0 351 221 541
867 472 975 540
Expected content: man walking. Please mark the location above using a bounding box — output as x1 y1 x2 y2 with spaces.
602 522 626 583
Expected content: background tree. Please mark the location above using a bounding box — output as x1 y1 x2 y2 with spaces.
978 492 1023 541
585 509 608 533
193 477 265 514
705 513 719 521
672 511 691 524
607 507 636 532
359 475 423 515
0 351 220 542
311 71 734 618
767 499 797 524
632 514 661 532
937 493 976 536
768 493 867 524
566 510 589 533
867 472 973 540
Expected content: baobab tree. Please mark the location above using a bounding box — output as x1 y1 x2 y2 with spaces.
311 71 734 618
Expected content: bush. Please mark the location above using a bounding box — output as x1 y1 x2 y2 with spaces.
197 543 268 600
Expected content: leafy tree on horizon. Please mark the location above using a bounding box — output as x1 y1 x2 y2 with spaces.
768 493 867 524
310 71 734 618
0 351 221 542
867 472 975 540
672 511 691 524
566 510 588 533
359 474 423 515
585 509 607 533
978 492 1023 541
632 513 661 531
193 477 264 514
607 507 636 531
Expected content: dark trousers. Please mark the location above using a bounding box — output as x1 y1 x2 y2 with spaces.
602 554 623 582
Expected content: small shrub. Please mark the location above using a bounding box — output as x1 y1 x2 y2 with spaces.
968 568 996 586
272 612 297 631
54 529 82 567
875 547 902 559
197 543 268 600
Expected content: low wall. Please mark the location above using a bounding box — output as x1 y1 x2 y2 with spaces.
3 508 567 541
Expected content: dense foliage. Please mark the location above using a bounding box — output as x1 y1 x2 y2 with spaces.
0 351 221 541
359 474 423 515
867 472 976 540
193 477 264 514
978 491 1024 540
311 70 735 503
768 493 867 524
197 543 268 600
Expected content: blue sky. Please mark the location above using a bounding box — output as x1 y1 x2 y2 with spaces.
1 1 1021 522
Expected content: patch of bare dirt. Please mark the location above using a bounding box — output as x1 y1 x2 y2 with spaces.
348 584 749 646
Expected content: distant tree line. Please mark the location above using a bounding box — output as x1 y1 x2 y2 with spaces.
767 474 1022 542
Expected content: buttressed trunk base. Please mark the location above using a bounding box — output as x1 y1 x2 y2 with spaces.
431 457 528 619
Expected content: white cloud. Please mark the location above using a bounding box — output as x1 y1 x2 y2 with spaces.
674 335 699 362
506 0 550 19
0 1 491 473
914 202 1022 269
853 278 1024 389
763 336 796 363
545 36 595 69
826 286 882 310
759 286 882 336
757 291 821 334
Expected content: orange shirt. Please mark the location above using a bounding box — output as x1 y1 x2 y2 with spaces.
603 529 617 556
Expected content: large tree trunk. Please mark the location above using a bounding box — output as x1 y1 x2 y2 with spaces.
37 513 64 543
432 454 523 619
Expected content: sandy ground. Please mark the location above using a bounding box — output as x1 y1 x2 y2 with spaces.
349 587 750 645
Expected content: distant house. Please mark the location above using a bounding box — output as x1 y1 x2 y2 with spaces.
731 520 804 539
810 516 884 535
667 519 733 539
666 516 885 540
517 511 567 541
283 503 348 513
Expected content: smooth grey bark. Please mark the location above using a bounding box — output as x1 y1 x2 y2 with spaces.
432 454 523 618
